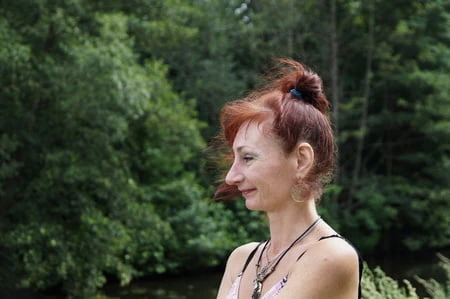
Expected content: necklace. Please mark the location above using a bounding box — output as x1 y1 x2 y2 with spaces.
264 242 283 268
252 216 322 299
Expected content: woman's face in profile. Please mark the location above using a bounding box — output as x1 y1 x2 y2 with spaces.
225 120 298 211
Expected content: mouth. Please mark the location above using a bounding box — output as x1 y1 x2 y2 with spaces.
240 188 256 197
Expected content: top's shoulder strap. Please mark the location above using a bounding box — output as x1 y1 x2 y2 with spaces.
242 241 264 273
319 234 343 241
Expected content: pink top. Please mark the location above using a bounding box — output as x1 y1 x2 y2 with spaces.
226 273 288 299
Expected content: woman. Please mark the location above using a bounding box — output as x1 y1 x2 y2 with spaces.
215 59 362 299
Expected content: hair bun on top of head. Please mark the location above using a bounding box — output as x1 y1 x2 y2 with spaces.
271 59 329 114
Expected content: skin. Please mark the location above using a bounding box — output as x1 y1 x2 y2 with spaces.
216 120 360 299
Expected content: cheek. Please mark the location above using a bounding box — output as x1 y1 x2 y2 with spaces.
268 163 297 188
261 164 290 186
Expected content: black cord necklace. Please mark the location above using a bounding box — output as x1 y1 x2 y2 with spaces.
252 216 322 299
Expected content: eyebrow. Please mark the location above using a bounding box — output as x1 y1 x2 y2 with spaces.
236 146 245 153
235 146 257 154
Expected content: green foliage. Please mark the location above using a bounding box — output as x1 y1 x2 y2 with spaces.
362 254 450 299
415 254 450 299
0 2 229 296
362 262 420 299
323 0 450 253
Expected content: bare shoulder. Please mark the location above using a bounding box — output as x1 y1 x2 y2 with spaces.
228 241 261 266
216 242 260 299
279 237 360 299
224 241 261 279
309 236 359 274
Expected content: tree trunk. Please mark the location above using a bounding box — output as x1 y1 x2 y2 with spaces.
287 0 294 57
349 0 374 202
330 0 339 186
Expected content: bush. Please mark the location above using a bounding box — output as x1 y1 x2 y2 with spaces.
361 254 449 299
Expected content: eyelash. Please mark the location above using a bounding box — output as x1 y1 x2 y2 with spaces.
242 155 254 162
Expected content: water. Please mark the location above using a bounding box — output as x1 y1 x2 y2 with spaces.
103 250 449 299
1 250 446 298
103 271 221 299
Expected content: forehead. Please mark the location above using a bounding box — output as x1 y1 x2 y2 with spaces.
232 120 280 151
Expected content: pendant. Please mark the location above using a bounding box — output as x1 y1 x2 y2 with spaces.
259 265 269 277
252 278 262 299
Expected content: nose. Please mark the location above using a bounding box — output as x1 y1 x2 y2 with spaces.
225 162 244 186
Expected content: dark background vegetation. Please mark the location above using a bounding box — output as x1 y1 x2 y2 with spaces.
0 0 449 297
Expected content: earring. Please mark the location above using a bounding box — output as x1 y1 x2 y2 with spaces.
291 184 305 203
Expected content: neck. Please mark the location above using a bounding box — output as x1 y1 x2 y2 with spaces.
266 199 319 255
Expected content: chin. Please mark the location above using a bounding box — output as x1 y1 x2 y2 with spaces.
244 198 263 211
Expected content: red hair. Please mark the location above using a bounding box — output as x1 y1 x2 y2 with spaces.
214 59 335 201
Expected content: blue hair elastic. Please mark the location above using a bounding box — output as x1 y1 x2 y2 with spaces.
290 89 303 100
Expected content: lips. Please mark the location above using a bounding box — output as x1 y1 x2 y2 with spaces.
240 188 256 196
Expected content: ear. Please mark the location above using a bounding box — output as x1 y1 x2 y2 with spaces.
295 142 314 179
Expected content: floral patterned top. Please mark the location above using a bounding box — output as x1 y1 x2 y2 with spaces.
226 272 288 299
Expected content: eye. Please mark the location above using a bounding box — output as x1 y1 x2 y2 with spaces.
242 154 254 162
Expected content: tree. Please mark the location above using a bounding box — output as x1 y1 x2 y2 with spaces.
335 0 450 252
0 3 215 295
